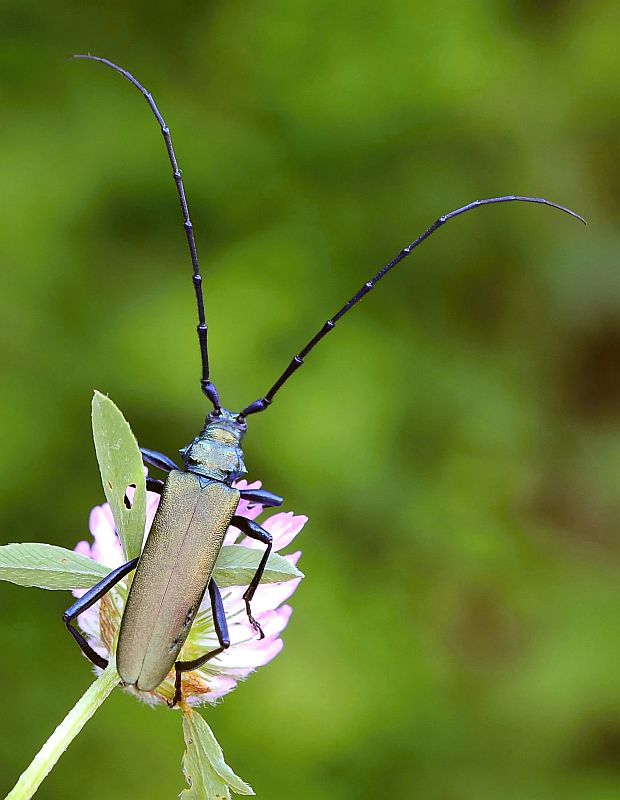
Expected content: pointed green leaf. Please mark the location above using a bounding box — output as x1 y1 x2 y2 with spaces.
214 545 303 588
181 708 254 799
0 543 110 590
92 391 146 561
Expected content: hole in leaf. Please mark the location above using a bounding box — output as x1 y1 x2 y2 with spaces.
123 484 137 510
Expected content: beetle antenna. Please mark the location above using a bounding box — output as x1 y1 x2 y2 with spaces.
72 54 221 412
239 195 585 418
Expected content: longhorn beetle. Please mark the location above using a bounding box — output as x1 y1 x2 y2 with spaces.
62 55 585 707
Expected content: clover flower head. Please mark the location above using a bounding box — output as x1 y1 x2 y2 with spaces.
74 478 305 707
1 395 303 797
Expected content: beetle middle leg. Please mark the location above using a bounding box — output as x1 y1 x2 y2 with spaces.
238 488 284 507
231 515 273 639
63 557 139 670
171 578 230 707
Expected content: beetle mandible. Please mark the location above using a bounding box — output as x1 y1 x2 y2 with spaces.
62 55 585 707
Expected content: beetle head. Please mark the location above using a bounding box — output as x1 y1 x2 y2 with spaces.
180 408 247 483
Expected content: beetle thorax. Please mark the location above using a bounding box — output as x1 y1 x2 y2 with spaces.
180 408 247 483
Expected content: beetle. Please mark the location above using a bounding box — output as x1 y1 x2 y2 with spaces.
61 55 584 707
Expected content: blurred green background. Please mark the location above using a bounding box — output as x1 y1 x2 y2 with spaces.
0 1 618 798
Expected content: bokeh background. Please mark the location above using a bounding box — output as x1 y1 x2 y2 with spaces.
0 2 618 798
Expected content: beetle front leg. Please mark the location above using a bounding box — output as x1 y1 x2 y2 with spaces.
140 447 179 473
171 578 230 707
231 515 273 639
63 557 139 670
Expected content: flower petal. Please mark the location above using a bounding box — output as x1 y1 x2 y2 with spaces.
284 550 302 566
235 502 265 521
219 635 285 671
145 491 161 533
89 503 115 537
74 540 92 559
233 480 262 492
250 578 302 615
241 512 307 552
199 675 238 701
88 505 124 569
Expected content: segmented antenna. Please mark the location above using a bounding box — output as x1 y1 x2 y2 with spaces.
72 55 221 411
239 195 585 418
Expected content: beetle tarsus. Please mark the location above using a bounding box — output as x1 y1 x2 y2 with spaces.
232 515 273 635
170 673 183 707
245 602 265 640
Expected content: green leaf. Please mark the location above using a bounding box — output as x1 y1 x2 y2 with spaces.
0 543 110 590
214 545 304 588
92 391 146 561
181 707 254 799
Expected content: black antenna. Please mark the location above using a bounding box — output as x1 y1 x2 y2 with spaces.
72 54 221 412
240 195 586 419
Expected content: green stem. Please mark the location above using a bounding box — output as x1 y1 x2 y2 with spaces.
5 663 119 800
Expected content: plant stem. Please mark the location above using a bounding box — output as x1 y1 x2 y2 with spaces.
5 663 119 800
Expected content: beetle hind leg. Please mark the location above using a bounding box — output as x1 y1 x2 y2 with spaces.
230 515 273 639
170 578 230 707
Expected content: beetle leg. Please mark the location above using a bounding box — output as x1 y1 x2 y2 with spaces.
140 447 179 473
238 488 284 507
231 516 273 639
146 477 164 494
63 557 139 670
171 578 230 707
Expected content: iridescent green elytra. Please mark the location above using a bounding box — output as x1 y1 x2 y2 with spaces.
117 411 245 691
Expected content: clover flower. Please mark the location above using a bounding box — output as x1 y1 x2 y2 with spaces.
2 394 306 799
73 479 306 707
